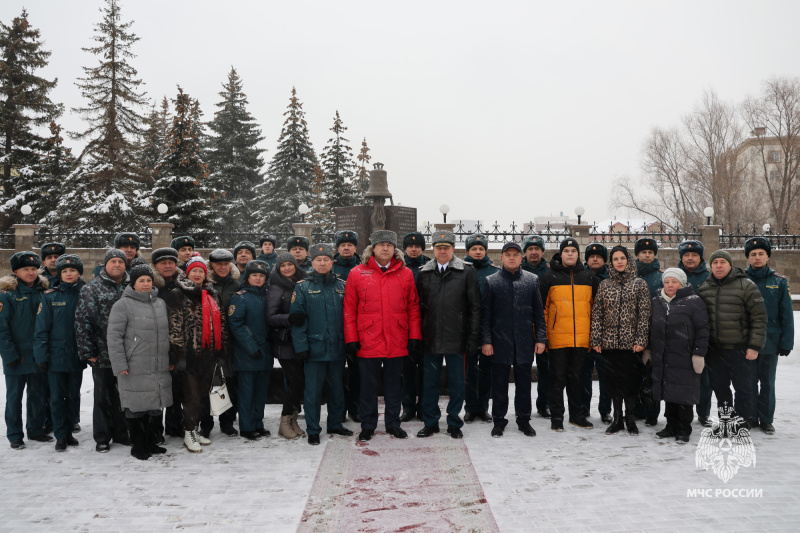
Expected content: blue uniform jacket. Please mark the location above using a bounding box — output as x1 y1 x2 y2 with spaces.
746 265 794 355
33 279 87 373
0 274 49 375
227 284 271 372
637 258 663 298
679 260 710 292
290 271 346 362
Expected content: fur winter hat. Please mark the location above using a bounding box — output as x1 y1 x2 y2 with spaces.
185 252 208 275
559 237 580 253
370 230 398 247
56 254 84 276
208 248 234 263
233 241 257 259
10 251 41 271
310 243 335 260
286 236 310 251
584 243 608 263
709 249 733 267
634 237 658 256
114 233 140 250
678 240 704 260
432 230 456 247
129 263 155 286
403 232 426 251
104 249 128 264
259 234 278 247
151 247 179 264
335 230 359 247
41 242 66 260
465 233 488 251
522 235 545 253
243 260 270 283
170 236 195 250
662 267 687 287
744 237 771 258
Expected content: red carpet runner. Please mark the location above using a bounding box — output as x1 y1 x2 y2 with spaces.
297 423 499 532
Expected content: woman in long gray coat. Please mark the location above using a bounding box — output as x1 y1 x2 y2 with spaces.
108 264 173 460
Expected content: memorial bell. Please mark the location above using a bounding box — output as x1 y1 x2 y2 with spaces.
365 162 393 201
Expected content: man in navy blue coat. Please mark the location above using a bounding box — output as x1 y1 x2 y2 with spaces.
481 242 547 437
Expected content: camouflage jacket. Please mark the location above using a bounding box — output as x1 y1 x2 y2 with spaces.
75 269 130 368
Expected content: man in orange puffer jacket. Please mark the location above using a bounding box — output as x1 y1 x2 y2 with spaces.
539 237 598 432
344 230 422 443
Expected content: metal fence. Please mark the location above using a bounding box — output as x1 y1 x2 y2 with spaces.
185 231 337 249
720 224 800 249
0 234 13 249
421 221 571 249
588 221 701 247
34 231 152 249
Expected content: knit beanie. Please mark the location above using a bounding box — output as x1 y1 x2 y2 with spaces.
185 252 208 275
56 254 84 276
708 249 733 266
584 242 608 263
104 249 127 264
10 251 41 271
208 248 234 263
662 267 688 286
41 242 66 260
151 247 179 264
403 231 425 251
465 233 488 251
678 240 704 260
522 235 545 253
744 237 771 258
560 237 580 253
334 230 359 247
634 237 658 256
275 252 297 269
130 263 155 286
170 236 195 250
609 245 630 262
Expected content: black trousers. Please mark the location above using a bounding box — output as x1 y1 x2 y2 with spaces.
164 370 184 436
665 402 693 436
359 357 403 431
181 370 212 431
344 356 361 417
279 358 305 416
602 349 640 399
706 347 753 421
547 348 585 420
491 361 532 429
91 367 128 445
401 352 423 416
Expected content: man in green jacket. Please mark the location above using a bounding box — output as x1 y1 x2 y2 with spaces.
697 250 767 426
744 237 794 434
290 244 354 445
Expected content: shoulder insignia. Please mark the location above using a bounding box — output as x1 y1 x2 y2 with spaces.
45 289 58 294
0 301 3 313
490 264 501 269
296 279 307 284
228 305 236 316
37 302 43 315
236 289 247 295
291 291 297 303
773 272 787 279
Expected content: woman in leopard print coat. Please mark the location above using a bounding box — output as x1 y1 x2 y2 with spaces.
590 245 651 435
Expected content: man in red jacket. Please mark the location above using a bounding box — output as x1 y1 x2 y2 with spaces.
344 230 422 442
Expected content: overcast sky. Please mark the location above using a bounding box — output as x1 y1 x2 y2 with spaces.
3 0 798 229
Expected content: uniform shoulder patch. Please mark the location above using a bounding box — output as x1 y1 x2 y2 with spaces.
45 288 58 294
296 279 307 284
490 263 501 269
37 302 43 315
291 291 297 303
236 289 247 295
228 305 236 316
773 272 787 280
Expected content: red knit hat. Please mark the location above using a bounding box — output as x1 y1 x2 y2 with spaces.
185 252 208 275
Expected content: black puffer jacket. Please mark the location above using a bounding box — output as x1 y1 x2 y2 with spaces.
697 267 767 350
265 266 306 360
650 286 710 405
415 256 481 354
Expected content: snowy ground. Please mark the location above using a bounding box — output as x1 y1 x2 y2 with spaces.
3 318 800 532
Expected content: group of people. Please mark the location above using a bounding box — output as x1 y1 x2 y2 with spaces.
0 226 792 459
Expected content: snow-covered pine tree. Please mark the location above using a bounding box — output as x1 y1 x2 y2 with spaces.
138 96 169 187
307 163 330 232
206 67 266 232
34 122 76 228
148 87 213 233
253 87 318 233
0 9 62 229
62 0 148 231
319 110 357 227
352 137 372 204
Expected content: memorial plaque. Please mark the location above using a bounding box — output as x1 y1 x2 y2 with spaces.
334 206 371 254
385 206 418 237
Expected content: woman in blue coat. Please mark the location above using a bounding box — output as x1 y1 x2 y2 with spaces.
647 268 710 443
228 260 272 441
33 255 86 451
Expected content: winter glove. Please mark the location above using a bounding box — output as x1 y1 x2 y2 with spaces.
345 342 361 359
408 339 423 356
779 350 791 357
6 359 20 369
296 350 310 361
288 313 306 327
250 349 263 360
176 358 187 372
692 355 705 374
37 362 48 373
642 349 652 365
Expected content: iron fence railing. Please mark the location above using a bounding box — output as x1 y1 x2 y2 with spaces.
0 234 14 249
720 224 800 249
34 231 152 249
588 221 701 247
422 221 571 249
187 231 337 249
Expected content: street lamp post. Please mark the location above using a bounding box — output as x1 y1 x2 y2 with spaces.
703 206 714 226
575 206 585 225
299 203 310 223
21 204 32 224
439 204 450 224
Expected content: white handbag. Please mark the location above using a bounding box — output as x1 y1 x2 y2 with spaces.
209 364 233 416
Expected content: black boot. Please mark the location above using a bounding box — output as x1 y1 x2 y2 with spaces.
606 397 625 435
129 418 151 461
624 396 638 435
147 415 167 454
